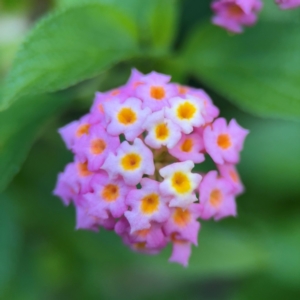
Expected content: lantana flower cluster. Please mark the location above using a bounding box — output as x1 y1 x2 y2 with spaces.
211 0 300 33
54 69 248 266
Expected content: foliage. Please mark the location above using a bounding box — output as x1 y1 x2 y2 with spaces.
0 0 300 299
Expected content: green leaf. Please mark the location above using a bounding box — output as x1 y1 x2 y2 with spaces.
57 0 178 53
0 194 21 294
0 3 138 110
0 92 71 192
180 22 300 121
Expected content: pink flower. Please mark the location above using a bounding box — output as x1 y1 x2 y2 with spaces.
189 88 220 124
203 118 249 164
143 109 182 149
169 238 192 267
169 132 205 163
166 95 205 134
101 138 155 186
125 178 171 233
199 171 236 220
115 217 167 253
136 71 177 112
75 198 116 232
159 161 202 208
211 0 263 33
275 0 300 9
124 68 144 91
54 69 248 266
58 114 92 150
84 171 132 219
217 164 244 195
103 97 151 142
53 160 94 203
73 123 120 171
163 204 201 245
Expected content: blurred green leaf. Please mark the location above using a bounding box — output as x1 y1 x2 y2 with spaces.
0 194 21 294
0 3 138 110
57 0 178 54
0 92 70 192
181 22 300 121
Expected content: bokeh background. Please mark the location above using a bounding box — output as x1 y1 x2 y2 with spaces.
0 0 300 299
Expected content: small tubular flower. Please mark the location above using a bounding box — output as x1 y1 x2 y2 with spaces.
54 69 248 267
159 161 202 208
58 114 92 150
275 0 300 9
217 164 244 195
73 124 120 171
84 172 132 219
136 71 177 111
211 0 263 33
164 204 202 245
199 170 236 220
75 199 116 232
143 109 182 149
101 138 155 186
169 132 205 163
115 217 167 254
203 118 249 165
169 237 192 267
166 95 205 134
104 97 151 141
125 178 171 233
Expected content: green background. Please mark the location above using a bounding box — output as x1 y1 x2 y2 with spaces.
0 0 300 299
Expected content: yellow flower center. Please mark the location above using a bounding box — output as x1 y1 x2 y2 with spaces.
140 193 160 214
101 184 119 202
117 108 137 125
121 153 141 171
150 86 165 100
155 123 169 140
90 139 106 155
177 101 196 120
217 134 231 149
171 172 192 194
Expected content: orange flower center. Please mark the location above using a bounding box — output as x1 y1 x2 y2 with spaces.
181 138 193 152
76 124 90 137
227 4 244 17
101 184 119 202
173 208 191 227
150 86 165 100
178 85 188 95
209 189 222 208
229 170 239 183
77 162 92 177
90 139 106 155
135 229 150 238
217 134 231 149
